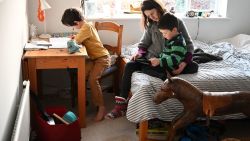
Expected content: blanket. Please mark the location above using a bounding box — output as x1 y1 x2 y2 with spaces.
193 48 222 64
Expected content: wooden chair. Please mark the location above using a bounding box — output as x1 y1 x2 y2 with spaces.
94 21 123 95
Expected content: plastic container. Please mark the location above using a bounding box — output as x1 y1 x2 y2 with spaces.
35 106 81 141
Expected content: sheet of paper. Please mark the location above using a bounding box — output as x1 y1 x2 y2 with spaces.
24 43 48 50
49 37 70 48
30 40 52 46
34 40 52 46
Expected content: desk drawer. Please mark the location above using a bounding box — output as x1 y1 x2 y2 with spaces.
35 57 81 69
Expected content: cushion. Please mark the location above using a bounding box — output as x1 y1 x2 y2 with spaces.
101 65 118 78
110 54 118 65
219 34 250 48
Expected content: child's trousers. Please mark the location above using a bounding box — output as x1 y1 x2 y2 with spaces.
85 55 110 107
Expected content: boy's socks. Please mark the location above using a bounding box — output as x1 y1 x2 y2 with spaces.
105 96 128 119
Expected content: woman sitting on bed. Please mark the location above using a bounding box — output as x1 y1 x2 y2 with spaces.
105 0 198 119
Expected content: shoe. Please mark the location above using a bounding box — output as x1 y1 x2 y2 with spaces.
105 96 127 119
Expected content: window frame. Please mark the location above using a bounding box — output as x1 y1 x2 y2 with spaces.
83 0 228 20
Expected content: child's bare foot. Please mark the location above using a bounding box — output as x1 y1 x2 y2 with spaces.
94 106 105 122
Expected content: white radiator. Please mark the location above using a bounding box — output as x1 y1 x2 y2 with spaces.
11 81 30 141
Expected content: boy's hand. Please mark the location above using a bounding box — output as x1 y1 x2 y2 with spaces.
172 62 187 75
149 57 160 67
69 34 75 40
130 52 142 61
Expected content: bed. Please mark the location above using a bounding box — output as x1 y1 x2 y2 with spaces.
122 34 250 140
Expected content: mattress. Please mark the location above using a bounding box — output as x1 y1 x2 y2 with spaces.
126 40 250 123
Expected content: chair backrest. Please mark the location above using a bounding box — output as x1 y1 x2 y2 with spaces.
95 21 123 56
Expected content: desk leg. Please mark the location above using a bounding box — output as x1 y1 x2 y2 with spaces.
77 57 86 128
28 59 38 94
22 59 29 80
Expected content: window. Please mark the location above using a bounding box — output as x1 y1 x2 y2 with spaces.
83 0 227 19
83 0 133 18
166 0 227 17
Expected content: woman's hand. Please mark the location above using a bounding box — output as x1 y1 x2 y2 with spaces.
172 62 187 75
149 57 160 67
130 52 142 61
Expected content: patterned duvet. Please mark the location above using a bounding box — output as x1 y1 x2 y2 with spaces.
126 41 250 123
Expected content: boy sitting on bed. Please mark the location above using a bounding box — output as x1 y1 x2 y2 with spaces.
142 13 188 79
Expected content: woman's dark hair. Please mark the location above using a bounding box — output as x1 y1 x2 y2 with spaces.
158 13 178 31
61 8 84 26
141 0 166 29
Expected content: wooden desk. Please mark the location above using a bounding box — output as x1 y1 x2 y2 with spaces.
22 48 87 128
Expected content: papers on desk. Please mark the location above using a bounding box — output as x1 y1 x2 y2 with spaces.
49 37 70 48
24 37 71 50
24 40 52 50
24 42 49 50
34 40 52 46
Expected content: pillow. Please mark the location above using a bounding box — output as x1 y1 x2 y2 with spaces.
110 54 118 65
219 34 250 48
237 44 250 53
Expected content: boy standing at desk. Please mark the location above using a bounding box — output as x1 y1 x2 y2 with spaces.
61 8 110 121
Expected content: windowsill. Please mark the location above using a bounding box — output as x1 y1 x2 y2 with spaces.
86 13 231 21
86 13 141 21
176 14 231 21
183 17 231 21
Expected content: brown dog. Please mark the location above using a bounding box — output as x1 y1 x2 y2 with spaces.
153 74 250 141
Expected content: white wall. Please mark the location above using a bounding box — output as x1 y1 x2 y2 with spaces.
28 0 81 35
0 0 28 140
188 0 250 41
28 0 250 44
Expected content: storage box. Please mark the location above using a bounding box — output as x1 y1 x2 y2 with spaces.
35 106 81 141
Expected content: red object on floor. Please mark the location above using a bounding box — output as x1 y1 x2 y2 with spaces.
35 106 81 141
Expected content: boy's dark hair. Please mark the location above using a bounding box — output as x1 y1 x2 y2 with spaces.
158 13 178 31
61 8 84 26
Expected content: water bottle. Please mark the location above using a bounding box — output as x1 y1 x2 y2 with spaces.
30 24 37 39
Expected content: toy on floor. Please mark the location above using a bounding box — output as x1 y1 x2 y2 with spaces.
63 111 77 123
153 72 250 141
67 38 81 54
52 111 77 125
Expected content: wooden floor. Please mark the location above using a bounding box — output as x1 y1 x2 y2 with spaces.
80 92 138 141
